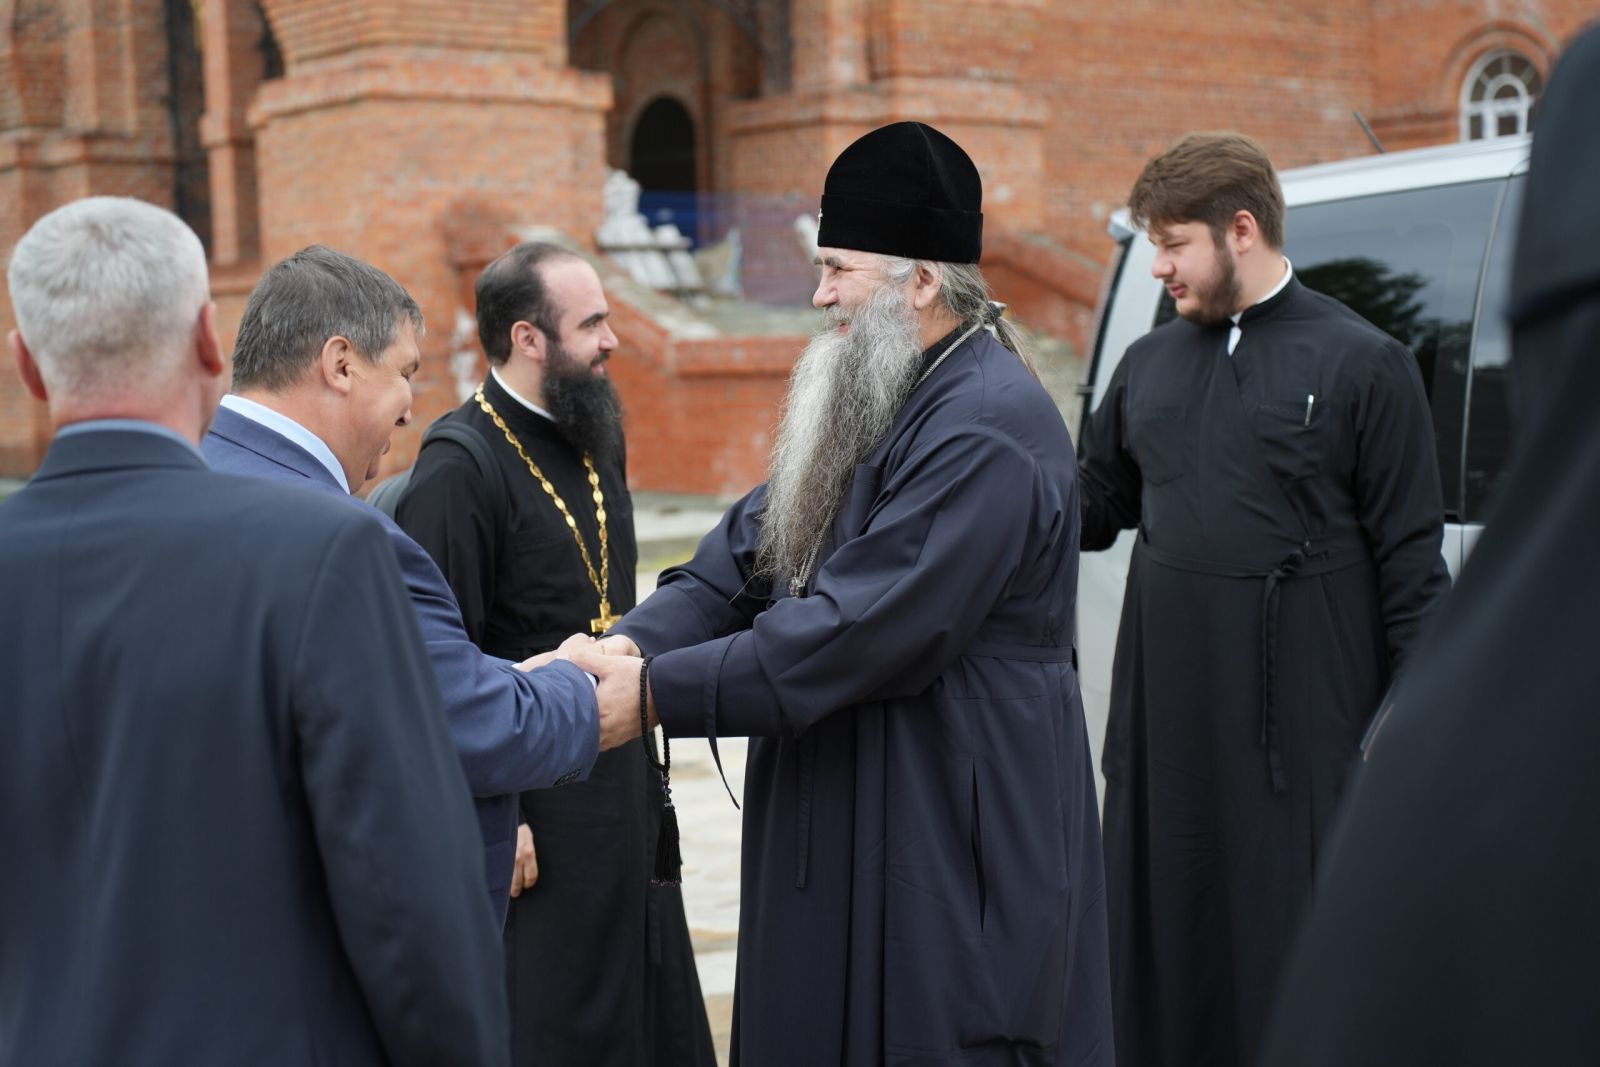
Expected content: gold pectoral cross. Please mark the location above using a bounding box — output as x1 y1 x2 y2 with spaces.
591 600 620 634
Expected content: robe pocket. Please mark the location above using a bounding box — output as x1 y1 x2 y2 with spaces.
883 708 1070 1055
1253 395 1324 480
959 769 1071 1051
1129 404 1191 486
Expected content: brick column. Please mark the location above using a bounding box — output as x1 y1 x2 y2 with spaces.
251 0 613 474
200 0 271 266
726 0 1047 233
790 0 869 93
0 0 179 474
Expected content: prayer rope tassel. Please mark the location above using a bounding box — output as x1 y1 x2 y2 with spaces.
640 656 682 886
655 791 682 886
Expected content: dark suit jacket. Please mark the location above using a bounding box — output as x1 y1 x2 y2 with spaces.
203 405 598 916
0 427 508 1066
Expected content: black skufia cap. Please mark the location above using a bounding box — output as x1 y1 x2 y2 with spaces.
817 121 983 264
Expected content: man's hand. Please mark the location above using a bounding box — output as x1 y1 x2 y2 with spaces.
595 634 640 659
567 647 655 751
513 632 596 672
509 823 538 897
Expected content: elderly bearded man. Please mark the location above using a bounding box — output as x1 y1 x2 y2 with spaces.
595 122 1115 1066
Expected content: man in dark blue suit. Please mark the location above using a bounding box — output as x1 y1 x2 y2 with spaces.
201 245 645 921
0 198 508 1064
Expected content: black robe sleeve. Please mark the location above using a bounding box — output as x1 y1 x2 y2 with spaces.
396 440 499 645
611 485 772 656
1350 340 1452 669
1077 354 1143 551
640 426 1053 740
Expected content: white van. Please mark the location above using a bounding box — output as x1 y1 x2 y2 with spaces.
1075 134 1531 788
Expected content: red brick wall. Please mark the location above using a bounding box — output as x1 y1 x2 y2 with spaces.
572 0 766 216
200 0 272 267
245 0 613 477
1367 1 1595 149
265 0 566 66
418 240 798 496
0 0 180 474
1031 2 1375 271
5 0 1597 482
604 290 796 495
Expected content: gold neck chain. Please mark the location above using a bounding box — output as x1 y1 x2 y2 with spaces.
474 386 617 633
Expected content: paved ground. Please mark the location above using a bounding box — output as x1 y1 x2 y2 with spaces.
675 738 745 1065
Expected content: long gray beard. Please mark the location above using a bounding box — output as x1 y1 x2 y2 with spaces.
757 283 925 586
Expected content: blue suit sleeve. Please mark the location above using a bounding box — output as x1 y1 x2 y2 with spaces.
378 511 599 790
290 515 509 1066
648 427 1052 740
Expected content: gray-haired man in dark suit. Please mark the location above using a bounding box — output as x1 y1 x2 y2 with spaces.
0 197 507 1066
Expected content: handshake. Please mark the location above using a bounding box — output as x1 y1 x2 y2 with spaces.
517 633 654 752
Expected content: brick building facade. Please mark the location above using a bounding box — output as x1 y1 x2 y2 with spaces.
2 0 1594 491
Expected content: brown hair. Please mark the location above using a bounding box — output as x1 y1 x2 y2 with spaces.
1128 131 1286 249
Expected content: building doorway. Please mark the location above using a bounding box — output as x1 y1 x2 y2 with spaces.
629 96 700 243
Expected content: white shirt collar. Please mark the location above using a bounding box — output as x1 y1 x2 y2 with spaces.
1231 256 1294 326
1227 257 1293 356
220 394 350 493
490 367 556 423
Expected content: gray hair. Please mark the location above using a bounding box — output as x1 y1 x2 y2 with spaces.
881 257 1039 379
231 245 424 392
5 196 210 398
757 278 926 584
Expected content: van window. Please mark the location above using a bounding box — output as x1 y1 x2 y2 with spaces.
1151 180 1503 520
1079 236 1134 438
1463 175 1523 521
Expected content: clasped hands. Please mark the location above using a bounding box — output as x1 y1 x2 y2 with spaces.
515 633 655 752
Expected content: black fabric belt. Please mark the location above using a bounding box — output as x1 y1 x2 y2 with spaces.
1139 536 1372 796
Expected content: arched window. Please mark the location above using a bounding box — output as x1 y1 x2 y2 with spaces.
1460 49 1542 141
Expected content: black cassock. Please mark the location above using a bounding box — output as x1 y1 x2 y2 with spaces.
1262 26 1600 1065
397 371 714 1067
615 327 1114 1066
1078 276 1451 1066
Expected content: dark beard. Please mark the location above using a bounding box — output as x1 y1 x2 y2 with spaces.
1180 245 1243 326
543 342 623 463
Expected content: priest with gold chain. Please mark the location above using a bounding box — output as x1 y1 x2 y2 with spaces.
397 242 714 1067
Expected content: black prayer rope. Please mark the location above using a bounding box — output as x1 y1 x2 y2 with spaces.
640 656 681 886
639 656 669 777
